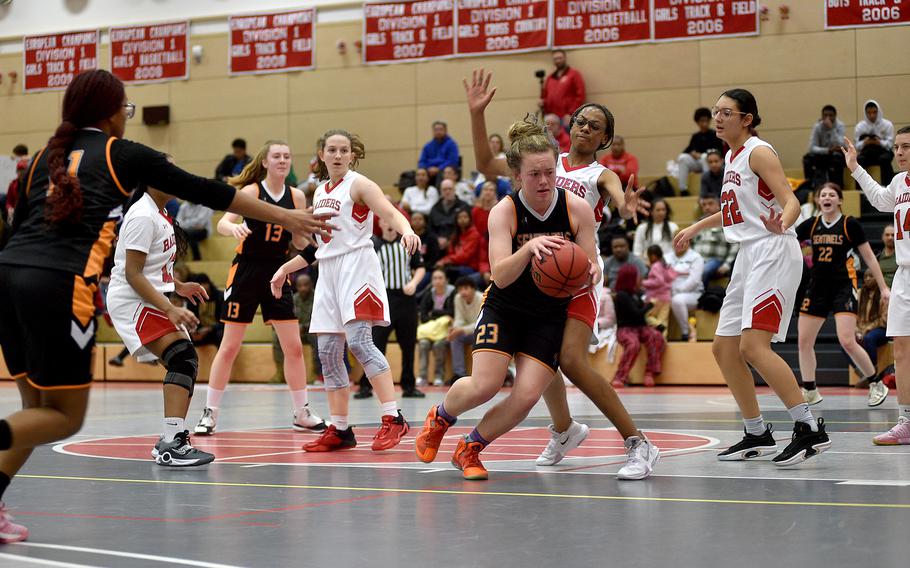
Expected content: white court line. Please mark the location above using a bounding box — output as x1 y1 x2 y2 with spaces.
10 542 247 568
837 480 910 486
0 553 96 568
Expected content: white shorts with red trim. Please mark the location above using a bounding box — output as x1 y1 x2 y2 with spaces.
715 234 801 343
887 266 910 337
107 285 186 362
567 254 605 331
309 245 390 334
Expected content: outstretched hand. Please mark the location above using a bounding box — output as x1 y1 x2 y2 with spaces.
760 209 786 235
622 175 649 224
463 68 497 114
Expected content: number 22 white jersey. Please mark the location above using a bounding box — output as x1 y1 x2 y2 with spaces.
312 170 374 260
720 136 796 244
555 153 609 231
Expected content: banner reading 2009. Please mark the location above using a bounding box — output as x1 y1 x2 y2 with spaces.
457 0 550 56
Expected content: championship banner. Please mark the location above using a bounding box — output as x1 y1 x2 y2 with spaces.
110 21 189 84
364 0 456 64
651 0 759 42
553 0 650 48
23 30 98 93
456 0 551 56
229 9 315 75
825 1 910 30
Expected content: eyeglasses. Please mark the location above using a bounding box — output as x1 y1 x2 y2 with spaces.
711 107 748 120
573 116 603 132
124 103 136 119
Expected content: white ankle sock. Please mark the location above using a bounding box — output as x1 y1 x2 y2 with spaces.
381 401 397 418
787 403 818 432
290 389 308 410
163 417 185 442
331 415 349 431
743 415 766 436
206 387 225 409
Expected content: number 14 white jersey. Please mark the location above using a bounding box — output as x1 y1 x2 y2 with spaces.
720 136 795 244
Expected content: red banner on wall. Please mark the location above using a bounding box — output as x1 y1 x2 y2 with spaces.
553 0 650 48
825 2 910 30
456 0 550 56
364 1 455 64
229 9 315 75
23 30 98 93
652 0 758 42
110 22 188 84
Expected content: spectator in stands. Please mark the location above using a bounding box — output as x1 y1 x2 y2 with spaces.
188 273 224 348
429 178 471 249
642 245 676 332
472 181 498 239
4 158 28 225
668 238 704 341
539 49 585 125
292 273 321 383
443 165 475 204
603 234 648 288
411 211 441 291
878 225 897 287
0 145 28 210
448 276 482 385
215 138 251 182
857 270 889 375
417 269 455 386
612 264 665 388
401 167 439 215
633 198 677 258
175 201 213 261
855 99 895 183
676 107 723 196
803 104 846 189
699 149 724 199
545 113 571 153
488 133 506 159
436 208 482 284
473 133 512 200
599 135 638 187
692 195 738 286
418 121 460 184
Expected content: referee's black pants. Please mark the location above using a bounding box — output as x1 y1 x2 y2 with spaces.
358 289 418 393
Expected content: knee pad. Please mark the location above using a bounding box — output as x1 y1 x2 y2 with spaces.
345 320 389 379
161 339 198 396
317 334 349 391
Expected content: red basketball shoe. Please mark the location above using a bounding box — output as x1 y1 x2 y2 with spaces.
372 411 409 451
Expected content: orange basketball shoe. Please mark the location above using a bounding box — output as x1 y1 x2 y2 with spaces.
302 425 357 452
415 405 453 463
372 411 410 451
452 436 488 480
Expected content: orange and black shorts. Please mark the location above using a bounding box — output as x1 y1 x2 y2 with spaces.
0 266 95 389
221 257 295 325
472 302 566 374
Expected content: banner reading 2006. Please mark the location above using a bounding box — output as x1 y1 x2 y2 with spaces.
364 0 455 64
553 0 650 48
457 0 550 56
825 1 910 30
651 0 759 42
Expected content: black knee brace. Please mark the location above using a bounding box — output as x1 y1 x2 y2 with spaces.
161 340 198 396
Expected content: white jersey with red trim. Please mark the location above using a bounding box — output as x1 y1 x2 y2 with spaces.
720 136 796 244
109 193 177 295
555 153 609 231
312 170 374 260
853 167 910 267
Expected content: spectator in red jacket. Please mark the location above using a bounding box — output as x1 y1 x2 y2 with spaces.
539 50 586 125
545 113 571 153
598 135 639 187
436 208 482 285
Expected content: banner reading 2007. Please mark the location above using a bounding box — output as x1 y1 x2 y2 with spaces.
651 0 759 42
364 0 455 64
553 0 650 48
457 0 550 56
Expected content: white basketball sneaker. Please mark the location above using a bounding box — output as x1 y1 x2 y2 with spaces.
194 407 217 436
617 436 660 480
293 404 327 432
802 388 823 406
536 420 589 466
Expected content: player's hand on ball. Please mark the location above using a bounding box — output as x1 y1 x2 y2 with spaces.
759 209 785 234
176 281 208 305
526 235 565 261
167 306 199 332
231 222 252 241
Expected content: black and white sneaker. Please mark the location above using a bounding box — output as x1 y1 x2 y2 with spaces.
292 405 327 432
152 431 215 467
717 426 778 461
772 418 831 466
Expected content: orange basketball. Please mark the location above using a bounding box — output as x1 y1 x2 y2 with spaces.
531 241 591 298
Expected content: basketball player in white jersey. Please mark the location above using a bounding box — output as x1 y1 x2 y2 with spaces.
844 126 910 445
270 129 419 453
464 69 658 478
674 89 831 466
107 180 214 467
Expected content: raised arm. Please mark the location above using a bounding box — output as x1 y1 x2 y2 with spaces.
464 69 509 179
599 168 648 222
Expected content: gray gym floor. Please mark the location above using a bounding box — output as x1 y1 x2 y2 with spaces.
0 382 907 568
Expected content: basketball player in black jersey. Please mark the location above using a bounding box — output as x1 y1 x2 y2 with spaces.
195 141 326 435
0 70 335 542
796 183 891 406
415 117 599 480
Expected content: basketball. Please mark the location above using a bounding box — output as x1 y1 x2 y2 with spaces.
531 240 591 298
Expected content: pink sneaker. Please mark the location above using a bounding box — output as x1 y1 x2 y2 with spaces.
873 417 910 446
0 503 28 543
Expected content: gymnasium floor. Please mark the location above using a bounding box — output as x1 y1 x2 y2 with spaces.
0 382 907 568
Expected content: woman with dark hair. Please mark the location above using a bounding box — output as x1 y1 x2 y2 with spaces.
633 199 678 258
436 208 482 284
612 264 666 387
675 88 831 466
0 70 334 541
462 69 658 478
794 183 890 407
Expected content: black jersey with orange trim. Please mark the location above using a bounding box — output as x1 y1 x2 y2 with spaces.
483 188 575 319
0 129 235 277
235 182 294 261
796 214 866 286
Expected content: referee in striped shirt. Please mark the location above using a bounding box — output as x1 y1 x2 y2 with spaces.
355 216 427 398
